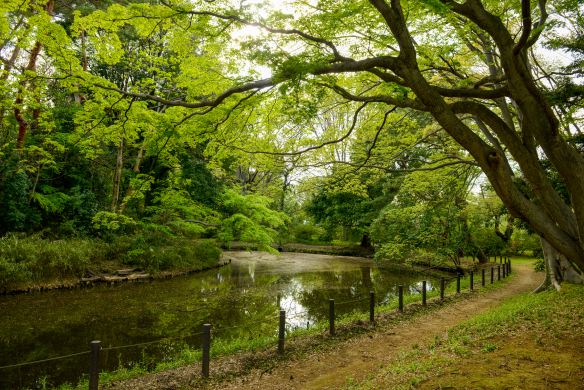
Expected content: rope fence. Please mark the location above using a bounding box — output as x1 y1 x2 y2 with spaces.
0 258 513 388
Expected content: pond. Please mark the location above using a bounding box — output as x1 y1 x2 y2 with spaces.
0 251 443 389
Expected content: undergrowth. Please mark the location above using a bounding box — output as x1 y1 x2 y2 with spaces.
0 233 221 290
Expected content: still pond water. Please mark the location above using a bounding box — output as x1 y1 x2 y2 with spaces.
0 251 443 389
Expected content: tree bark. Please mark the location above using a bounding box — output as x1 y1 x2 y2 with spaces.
476 247 489 264
13 0 54 150
117 143 145 215
533 237 584 293
111 137 124 212
495 216 514 243
360 232 371 248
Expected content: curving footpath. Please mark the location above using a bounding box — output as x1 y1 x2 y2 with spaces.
212 264 540 390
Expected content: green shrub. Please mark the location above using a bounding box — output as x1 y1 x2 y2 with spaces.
0 233 222 290
472 227 505 256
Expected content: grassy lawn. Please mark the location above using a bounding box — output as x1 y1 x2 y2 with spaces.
342 280 584 390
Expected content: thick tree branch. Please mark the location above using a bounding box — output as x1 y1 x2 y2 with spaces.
328 84 428 111
309 159 479 173
473 74 507 89
164 220 221 227
451 100 579 238
513 0 532 55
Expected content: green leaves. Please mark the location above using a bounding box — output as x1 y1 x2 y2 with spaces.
218 188 289 253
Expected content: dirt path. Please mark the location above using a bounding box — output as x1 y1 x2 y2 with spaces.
213 264 540 390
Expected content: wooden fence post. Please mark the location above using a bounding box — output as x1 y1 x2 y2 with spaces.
202 324 210 378
89 341 100 390
278 311 285 353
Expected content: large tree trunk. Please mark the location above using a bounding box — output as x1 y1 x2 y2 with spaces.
476 248 489 264
360 232 371 248
366 0 584 272
533 237 584 293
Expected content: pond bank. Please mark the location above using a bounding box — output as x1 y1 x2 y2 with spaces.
219 241 376 258
0 258 231 296
0 251 436 390
94 262 522 390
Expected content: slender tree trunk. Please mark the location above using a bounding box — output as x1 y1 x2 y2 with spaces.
74 30 88 103
13 0 54 150
111 137 124 212
1 45 21 81
118 143 145 215
28 163 44 205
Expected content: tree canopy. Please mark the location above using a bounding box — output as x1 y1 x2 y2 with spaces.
1 0 584 289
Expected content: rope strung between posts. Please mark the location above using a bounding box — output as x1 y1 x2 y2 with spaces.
0 350 91 370
101 330 206 351
1 283 480 371
281 293 370 319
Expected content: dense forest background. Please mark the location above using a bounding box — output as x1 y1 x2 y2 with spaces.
1 0 583 291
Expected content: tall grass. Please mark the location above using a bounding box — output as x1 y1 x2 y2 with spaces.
0 234 221 290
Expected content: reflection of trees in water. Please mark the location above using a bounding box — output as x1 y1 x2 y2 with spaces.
0 261 437 389
360 266 373 290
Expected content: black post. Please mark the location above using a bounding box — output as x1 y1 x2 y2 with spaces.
491 267 494 284
456 274 460 293
278 310 285 353
202 324 210 378
508 260 511 274
329 299 335 336
89 341 100 390
370 291 375 322
482 268 485 287
498 265 501 280
503 263 506 278
422 281 427 306
470 271 474 291
440 277 445 300
398 285 404 312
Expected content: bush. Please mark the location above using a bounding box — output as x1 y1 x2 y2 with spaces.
294 222 323 243
123 238 221 271
509 230 541 256
472 227 505 255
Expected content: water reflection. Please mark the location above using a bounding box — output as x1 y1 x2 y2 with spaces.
0 252 440 389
